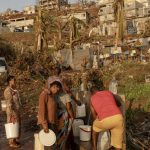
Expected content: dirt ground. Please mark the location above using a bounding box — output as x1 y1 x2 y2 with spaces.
0 111 37 150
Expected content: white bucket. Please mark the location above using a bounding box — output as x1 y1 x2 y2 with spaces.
76 104 86 118
97 131 111 150
1 100 6 111
39 129 56 146
79 125 91 141
72 119 84 137
5 123 19 139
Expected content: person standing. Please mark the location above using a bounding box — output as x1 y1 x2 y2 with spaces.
38 78 62 149
49 66 81 106
48 67 80 150
4 75 21 148
55 84 74 150
90 84 124 150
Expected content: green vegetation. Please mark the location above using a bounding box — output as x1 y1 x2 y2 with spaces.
119 82 150 102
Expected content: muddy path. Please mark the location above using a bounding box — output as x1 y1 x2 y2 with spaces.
0 111 39 150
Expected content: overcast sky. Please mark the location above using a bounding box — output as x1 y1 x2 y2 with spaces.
0 0 77 13
0 0 36 12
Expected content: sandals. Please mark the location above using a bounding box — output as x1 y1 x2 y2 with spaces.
15 141 20 145
9 143 21 148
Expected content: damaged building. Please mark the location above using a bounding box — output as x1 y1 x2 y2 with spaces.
98 0 150 36
39 0 68 10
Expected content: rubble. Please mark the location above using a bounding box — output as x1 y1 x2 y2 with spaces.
127 113 150 149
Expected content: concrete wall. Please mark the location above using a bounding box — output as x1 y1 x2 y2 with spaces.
98 0 114 6
61 12 89 23
8 19 34 28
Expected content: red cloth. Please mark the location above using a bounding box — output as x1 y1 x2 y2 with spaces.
91 91 121 120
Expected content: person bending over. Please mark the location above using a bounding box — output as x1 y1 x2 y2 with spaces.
90 84 124 150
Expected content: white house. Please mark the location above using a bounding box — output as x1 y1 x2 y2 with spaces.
23 6 36 15
6 14 34 31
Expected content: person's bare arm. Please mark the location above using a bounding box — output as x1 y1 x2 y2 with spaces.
70 93 81 106
63 80 81 106
38 93 48 132
90 104 97 120
66 102 74 119
90 102 98 150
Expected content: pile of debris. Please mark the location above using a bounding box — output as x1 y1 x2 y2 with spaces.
7 50 56 82
127 114 150 149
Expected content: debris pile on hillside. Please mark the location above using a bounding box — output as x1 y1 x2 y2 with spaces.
8 50 56 81
127 114 150 149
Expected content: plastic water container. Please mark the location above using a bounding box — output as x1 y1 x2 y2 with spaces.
34 133 44 150
76 104 86 118
0 66 6 72
72 119 84 137
109 77 118 94
79 125 91 141
80 83 85 91
1 100 6 111
5 123 19 139
97 131 111 150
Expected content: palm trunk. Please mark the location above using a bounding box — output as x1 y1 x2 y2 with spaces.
37 33 42 51
58 29 62 41
37 6 42 51
115 2 120 54
114 0 124 60
69 29 74 68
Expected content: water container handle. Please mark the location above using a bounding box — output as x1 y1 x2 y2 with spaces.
80 127 91 132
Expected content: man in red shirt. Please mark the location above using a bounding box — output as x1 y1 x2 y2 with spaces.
90 85 124 150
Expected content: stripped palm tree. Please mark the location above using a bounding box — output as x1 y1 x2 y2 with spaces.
35 0 59 51
68 17 87 52
114 0 124 50
55 15 87 67
69 17 87 67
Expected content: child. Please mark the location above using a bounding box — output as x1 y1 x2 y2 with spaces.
4 75 21 148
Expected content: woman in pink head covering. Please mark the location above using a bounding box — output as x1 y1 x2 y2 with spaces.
46 76 74 150
48 67 81 149
37 77 62 149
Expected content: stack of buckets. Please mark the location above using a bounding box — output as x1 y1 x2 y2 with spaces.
73 102 92 142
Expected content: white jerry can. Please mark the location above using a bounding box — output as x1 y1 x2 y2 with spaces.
34 133 44 150
76 104 86 118
97 131 111 150
72 119 84 137
1 100 6 111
